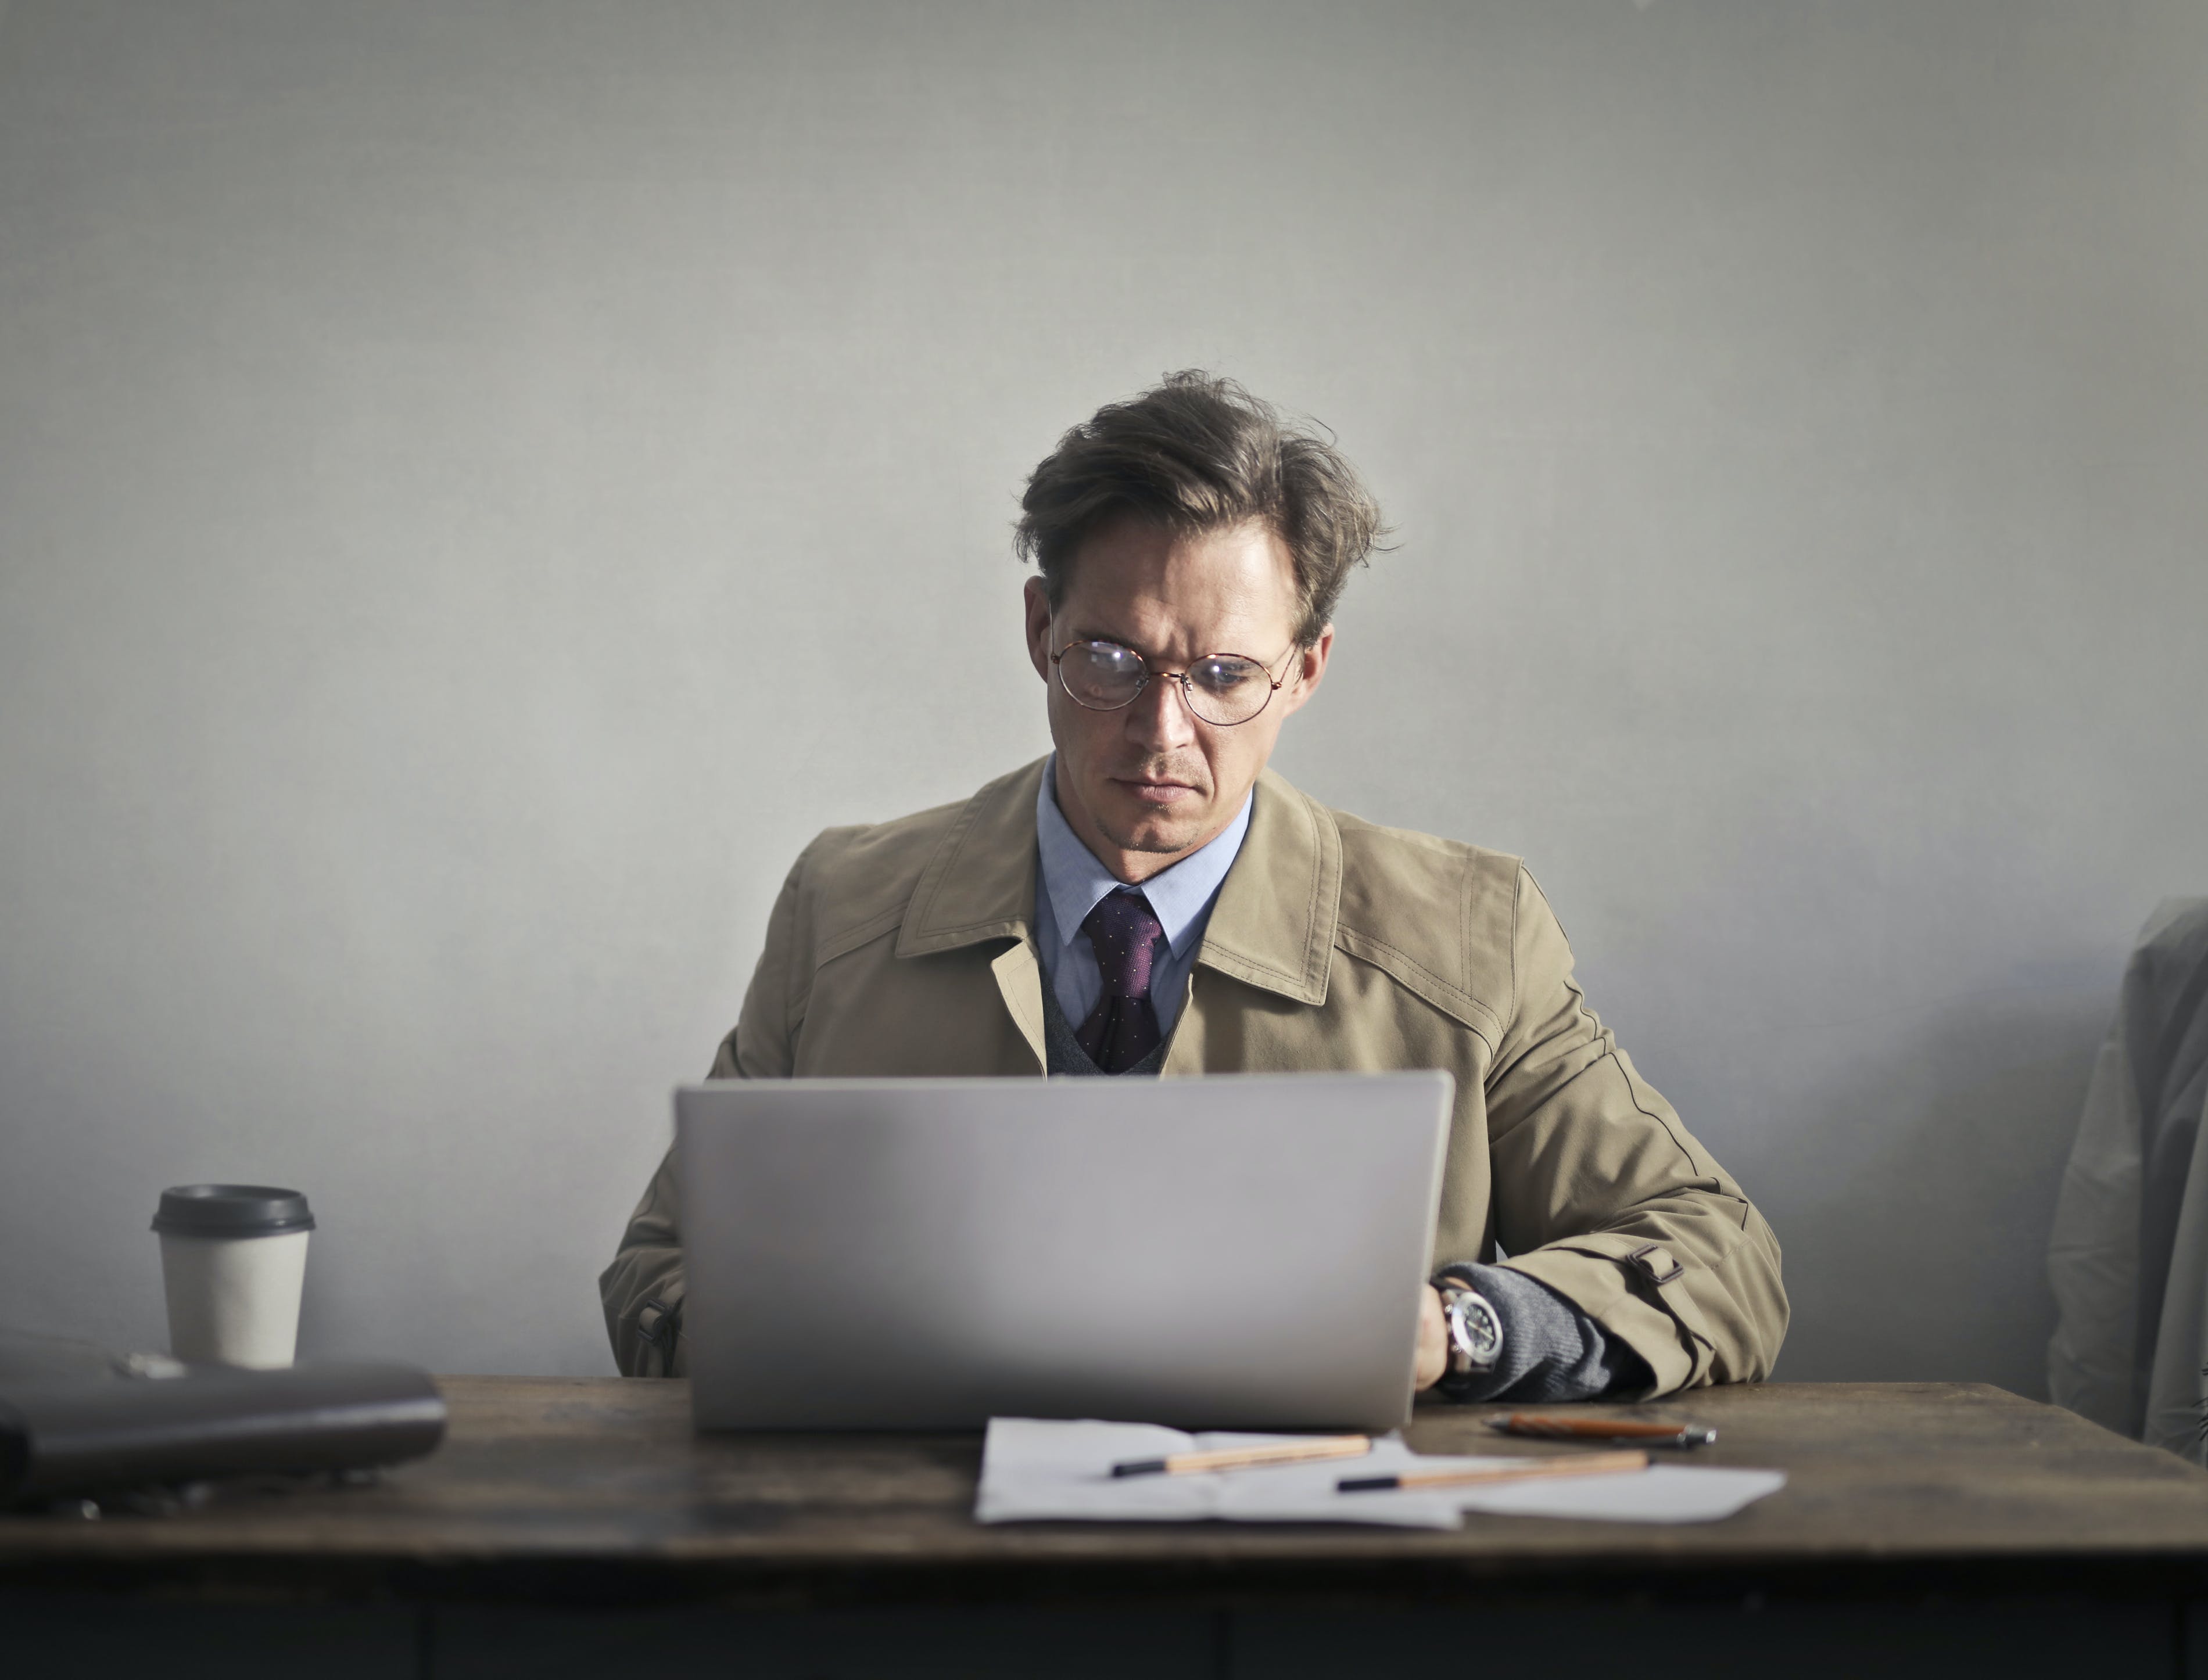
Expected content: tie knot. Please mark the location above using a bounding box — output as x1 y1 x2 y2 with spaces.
1081 890 1165 1000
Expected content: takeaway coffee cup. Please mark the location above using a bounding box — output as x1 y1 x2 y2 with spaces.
151 1184 316 1368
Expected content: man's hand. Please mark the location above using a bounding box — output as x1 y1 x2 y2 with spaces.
1415 1283 1447 1391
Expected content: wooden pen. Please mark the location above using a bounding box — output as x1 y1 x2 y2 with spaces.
1339 1448 1649 1492
1110 1434 1372 1479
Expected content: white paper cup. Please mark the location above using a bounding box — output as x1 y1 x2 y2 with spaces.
151 1185 316 1368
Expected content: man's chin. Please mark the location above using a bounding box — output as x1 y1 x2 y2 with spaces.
1096 805 1210 857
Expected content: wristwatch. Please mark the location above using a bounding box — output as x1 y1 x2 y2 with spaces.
1436 1278 1503 1379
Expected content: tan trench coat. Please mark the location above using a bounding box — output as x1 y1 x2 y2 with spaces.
601 758 1787 1391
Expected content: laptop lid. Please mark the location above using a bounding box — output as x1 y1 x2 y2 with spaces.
676 1071 1453 1430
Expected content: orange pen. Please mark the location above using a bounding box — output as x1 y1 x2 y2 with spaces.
1486 1413 1716 1448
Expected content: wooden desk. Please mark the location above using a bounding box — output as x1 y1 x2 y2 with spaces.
6 1379 2208 1678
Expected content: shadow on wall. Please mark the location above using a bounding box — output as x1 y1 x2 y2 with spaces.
1756 989 2107 1398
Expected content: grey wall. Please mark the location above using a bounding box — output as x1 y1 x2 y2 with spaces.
2 0 2202 1392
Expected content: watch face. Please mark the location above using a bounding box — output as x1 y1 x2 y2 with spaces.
1463 1296 1501 1365
1446 1288 1502 1372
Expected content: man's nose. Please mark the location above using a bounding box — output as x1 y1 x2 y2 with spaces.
1124 673 1199 748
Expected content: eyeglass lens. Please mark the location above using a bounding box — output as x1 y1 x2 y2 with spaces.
1058 643 1276 726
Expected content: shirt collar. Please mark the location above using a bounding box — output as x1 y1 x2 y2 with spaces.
1034 757 1254 959
897 756 1340 1008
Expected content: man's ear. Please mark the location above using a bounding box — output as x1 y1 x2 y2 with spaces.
1023 576 1054 683
1278 623 1334 716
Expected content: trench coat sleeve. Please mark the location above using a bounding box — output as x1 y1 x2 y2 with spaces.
597 849 808 1376
1482 867 1788 1395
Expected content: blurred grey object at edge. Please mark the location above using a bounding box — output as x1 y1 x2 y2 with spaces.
2048 899 2208 1459
0 1350 446 1506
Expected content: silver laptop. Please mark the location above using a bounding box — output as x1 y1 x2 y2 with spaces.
676 1072 1453 1431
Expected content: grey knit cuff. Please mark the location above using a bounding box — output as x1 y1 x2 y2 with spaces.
1431 1261 1651 1403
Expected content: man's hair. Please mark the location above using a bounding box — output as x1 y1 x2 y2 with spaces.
1013 371 1386 648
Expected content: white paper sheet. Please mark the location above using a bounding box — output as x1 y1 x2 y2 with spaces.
974 1418 1463 1528
1435 1459 1788 1523
973 1418 1787 1529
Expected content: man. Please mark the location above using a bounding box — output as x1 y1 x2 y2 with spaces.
601 372 1787 1398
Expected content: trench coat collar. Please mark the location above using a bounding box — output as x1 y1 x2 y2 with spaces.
896 755 1339 1007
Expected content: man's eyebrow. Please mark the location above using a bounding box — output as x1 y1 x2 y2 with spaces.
1066 628 1143 651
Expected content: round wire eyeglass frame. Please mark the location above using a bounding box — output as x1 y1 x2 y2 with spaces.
1049 639 1299 728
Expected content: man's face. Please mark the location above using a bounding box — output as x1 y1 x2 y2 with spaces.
1023 516 1331 884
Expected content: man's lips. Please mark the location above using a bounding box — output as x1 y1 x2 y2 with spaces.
1112 776 1202 805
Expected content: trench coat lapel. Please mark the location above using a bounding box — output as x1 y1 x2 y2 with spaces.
1194 767 1340 1007
897 758 1049 1067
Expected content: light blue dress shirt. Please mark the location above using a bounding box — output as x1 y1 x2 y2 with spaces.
1033 758 1252 1038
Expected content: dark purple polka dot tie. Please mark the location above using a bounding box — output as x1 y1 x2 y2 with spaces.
1076 889 1166 1073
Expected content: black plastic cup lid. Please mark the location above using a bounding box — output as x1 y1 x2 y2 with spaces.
150 1184 316 1237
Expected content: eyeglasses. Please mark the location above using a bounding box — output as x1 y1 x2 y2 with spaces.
1050 639 1297 728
